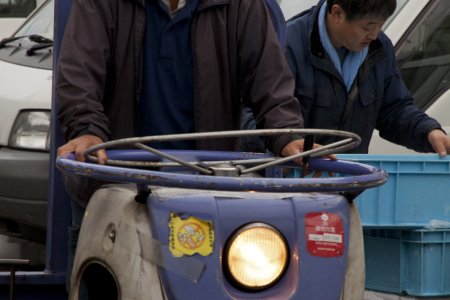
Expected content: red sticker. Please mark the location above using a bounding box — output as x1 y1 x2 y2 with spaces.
305 212 344 257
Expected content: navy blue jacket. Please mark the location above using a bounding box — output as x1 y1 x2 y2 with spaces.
286 0 442 153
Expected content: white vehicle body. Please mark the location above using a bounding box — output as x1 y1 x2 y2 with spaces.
0 0 52 242
368 0 450 154
0 18 22 38
278 0 317 20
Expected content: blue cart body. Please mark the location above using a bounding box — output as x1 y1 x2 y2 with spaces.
149 188 350 299
55 148 385 299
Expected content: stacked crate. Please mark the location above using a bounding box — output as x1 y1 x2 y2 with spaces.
337 154 450 297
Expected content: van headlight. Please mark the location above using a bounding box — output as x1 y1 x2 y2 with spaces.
9 111 51 151
224 223 289 290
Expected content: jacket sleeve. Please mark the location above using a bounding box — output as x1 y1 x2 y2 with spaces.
375 34 442 152
55 0 114 142
237 0 304 155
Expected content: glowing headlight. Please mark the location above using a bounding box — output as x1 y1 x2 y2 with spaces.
9 111 51 151
224 223 288 290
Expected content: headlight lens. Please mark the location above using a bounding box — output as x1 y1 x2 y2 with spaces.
224 223 288 290
9 111 51 151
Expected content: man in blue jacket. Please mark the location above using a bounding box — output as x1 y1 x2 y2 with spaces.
286 0 450 156
285 1 450 299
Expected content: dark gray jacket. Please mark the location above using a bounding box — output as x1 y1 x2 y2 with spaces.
56 0 303 204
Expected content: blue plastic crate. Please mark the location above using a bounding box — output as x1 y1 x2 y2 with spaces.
337 154 450 228
364 228 450 297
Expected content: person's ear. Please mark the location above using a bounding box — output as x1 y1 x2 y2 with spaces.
329 4 346 22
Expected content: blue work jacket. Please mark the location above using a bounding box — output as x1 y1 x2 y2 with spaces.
286 0 442 153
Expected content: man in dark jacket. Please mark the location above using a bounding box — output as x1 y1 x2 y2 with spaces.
285 1 450 299
56 0 306 203
286 0 450 156
55 0 307 295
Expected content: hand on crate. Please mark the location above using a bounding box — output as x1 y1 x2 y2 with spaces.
428 129 450 157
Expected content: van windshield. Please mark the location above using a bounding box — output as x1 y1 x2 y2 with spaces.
396 1 450 112
15 0 52 39
0 0 37 18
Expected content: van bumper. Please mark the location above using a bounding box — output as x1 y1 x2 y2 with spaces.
0 147 49 236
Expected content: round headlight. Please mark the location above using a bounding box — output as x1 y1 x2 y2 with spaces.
224 223 289 290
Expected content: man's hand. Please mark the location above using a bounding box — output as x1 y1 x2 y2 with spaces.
57 134 107 164
428 129 450 157
280 139 336 178
280 139 337 161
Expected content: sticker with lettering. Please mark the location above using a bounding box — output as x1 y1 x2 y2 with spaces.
305 212 344 257
169 213 214 257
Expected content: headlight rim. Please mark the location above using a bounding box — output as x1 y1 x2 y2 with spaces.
8 109 51 152
222 222 290 292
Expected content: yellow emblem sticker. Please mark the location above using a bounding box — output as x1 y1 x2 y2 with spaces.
169 213 214 257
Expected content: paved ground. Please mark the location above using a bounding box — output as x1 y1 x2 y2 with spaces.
365 291 450 300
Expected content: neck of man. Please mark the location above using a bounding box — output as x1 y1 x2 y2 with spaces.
169 0 178 11
325 12 344 48
161 0 187 17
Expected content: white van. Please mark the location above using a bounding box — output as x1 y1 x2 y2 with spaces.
0 0 45 39
0 0 52 243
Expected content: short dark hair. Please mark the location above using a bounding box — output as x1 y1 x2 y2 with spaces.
326 0 396 21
